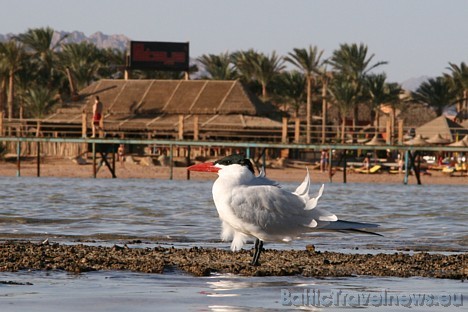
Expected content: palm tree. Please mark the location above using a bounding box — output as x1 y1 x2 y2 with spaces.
384 82 403 143
285 46 325 144
318 69 332 143
271 70 306 117
328 43 387 141
0 54 8 115
329 43 387 79
0 40 25 121
446 62 468 120
231 49 259 84
98 47 126 79
412 76 456 116
231 49 284 100
58 42 102 89
251 51 284 100
365 74 402 141
197 52 237 80
16 27 67 90
22 86 58 136
365 73 388 133
328 75 359 142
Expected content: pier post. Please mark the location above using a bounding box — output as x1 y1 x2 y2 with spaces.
169 144 174 180
16 141 21 177
37 142 41 177
92 142 97 178
82 111 87 138
282 117 288 143
186 145 191 180
178 115 184 140
398 120 404 144
193 115 199 141
262 149 266 174
386 121 391 145
294 118 300 143
99 115 104 138
404 150 409 184
342 150 347 183
0 112 3 136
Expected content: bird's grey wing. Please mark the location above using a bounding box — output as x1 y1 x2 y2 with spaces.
229 185 312 235
253 170 280 187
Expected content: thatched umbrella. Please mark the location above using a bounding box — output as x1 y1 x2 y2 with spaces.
449 138 468 147
448 135 468 176
426 133 451 144
404 134 428 146
463 134 468 143
365 134 386 146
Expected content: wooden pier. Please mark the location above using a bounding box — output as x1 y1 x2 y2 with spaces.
1 136 467 184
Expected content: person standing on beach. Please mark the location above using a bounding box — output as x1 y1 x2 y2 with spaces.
118 144 125 167
92 96 103 138
320 150 328 172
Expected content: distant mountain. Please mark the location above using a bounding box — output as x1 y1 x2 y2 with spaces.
401 76 431 92
0 30 130 51
54 31 130 51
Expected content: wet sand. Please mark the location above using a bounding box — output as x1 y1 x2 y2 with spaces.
1 156 466 185
0 241 466 280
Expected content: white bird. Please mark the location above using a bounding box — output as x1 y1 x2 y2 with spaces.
188 154 380 265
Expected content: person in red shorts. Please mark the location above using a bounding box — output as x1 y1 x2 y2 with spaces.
92 96 103 137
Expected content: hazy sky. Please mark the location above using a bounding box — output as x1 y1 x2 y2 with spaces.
1 0 467 83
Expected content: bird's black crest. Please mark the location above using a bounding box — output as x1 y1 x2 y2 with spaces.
214 154 255 174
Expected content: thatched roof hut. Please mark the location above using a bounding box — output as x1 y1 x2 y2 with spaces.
45 79 286 140
415 116 468 141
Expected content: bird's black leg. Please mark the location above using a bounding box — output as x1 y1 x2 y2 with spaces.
251 239 263 266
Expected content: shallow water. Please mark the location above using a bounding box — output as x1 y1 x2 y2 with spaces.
0 177 466 252
1 271 466 311
0 176 467 311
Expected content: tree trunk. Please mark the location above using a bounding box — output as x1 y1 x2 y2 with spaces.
7 70 14 136
374 109 380 136
7 70 14 120
262 83 267 100
391 106 397 145
0 78 5 114
352 105 358 143
321 78 327 144
464 90 468 119
341 115 346 142
36 121 41 137
306 76 312 144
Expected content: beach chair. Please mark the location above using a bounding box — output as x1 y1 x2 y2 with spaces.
354 165 382 174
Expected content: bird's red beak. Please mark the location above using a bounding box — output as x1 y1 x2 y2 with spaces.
187 162 220 173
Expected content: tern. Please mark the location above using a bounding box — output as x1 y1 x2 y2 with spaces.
188 154 380 266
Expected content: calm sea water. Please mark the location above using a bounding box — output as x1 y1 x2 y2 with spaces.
0 176 467 311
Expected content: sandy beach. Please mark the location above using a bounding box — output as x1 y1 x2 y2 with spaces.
1 156 466 185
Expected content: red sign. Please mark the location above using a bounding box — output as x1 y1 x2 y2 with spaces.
129 41 189 71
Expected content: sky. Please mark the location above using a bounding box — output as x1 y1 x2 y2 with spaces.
1 0 467 83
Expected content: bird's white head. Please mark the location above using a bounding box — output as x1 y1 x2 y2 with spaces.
187 154 255 180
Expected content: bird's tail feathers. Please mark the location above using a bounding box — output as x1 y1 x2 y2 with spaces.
294 168 310 197
321 220 381 236
335 228 383 236
305 184 325 210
